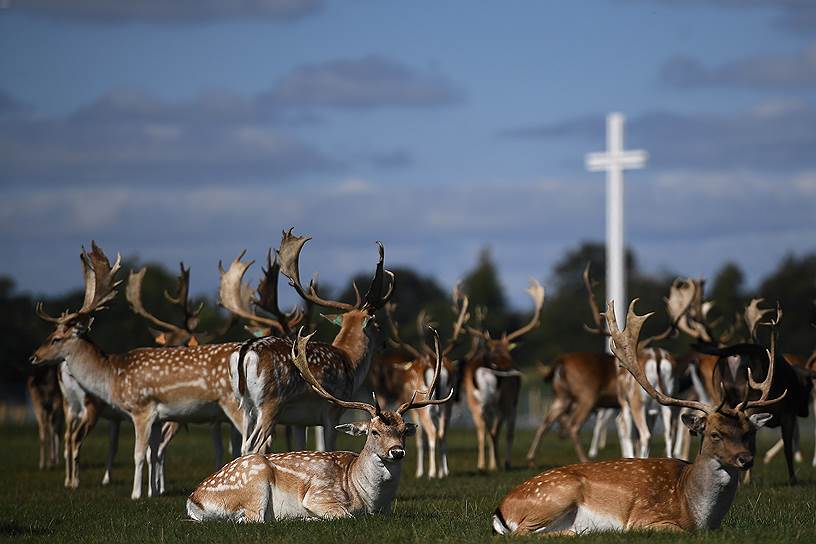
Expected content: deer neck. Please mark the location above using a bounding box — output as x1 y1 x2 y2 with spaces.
682 450 739 529
61 336 116 406
349 444 403 514
332 325 373 391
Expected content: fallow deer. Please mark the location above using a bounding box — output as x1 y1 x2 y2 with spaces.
26 366 63 470
463 278 544 471
30 242 245 499
492 299 784 535
127 262 242 481
226 229 394 455
372 287 469 478
186 328 452 522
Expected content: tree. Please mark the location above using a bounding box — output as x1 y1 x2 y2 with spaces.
462 248 508 333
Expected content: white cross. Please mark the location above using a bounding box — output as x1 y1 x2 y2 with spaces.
584 113 647 345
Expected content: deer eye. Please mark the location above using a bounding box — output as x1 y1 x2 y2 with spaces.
370 429 379 437
710 432 721 441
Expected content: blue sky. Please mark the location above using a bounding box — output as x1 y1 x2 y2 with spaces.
1 0 814 307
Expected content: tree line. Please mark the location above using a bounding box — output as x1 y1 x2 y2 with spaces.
2 242 815 397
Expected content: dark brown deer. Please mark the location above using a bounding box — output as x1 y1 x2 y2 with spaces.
463 278 544 471
26 366 63 470
226 229 394 455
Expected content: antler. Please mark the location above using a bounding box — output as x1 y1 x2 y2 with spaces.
676 278 715 343
397 328 455 414
383 303 424 360
605 299 715 414
442 282 470 356
164 262 203 333
218 251 286 335
582 262 608 336
291 328 379 417
744 298 773 342
735 303 787 412
255 249 304 336
638 277 697 349
277 228 395 314
506 278 545 341
126 267 190 345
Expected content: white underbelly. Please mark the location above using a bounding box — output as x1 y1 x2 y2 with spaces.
270 487 310 520
567 505 623 533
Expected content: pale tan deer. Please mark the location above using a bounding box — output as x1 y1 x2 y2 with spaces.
187 328 452 522
30 243 245 499
225 229 394 455
492 299 785 535
373 287 468 478
463 278 544 471
26 366 63 470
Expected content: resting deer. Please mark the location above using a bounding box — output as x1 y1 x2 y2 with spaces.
26 366 63 470
127 262 242 479
372 287 468 478
492 299 784 535
187 328 452 522
30 242 245 499
227 229 394 454
463 278 544 471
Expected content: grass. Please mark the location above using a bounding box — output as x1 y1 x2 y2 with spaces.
1 422 814 543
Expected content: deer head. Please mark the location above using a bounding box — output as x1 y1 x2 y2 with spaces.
32 242 122 365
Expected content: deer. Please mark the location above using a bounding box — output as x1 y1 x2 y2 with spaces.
463 278 544 471
186 327 452 522
30 242 245 499
492 298 785 536
372 286 469 478
225 229 394 455
26 366 63 470
127 262 243 480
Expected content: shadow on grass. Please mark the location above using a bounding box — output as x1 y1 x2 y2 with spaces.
0 521 56 537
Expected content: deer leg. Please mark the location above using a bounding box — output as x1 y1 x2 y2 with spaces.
781 414 798 484
62 403 76 488
102 418 120 486
661 405 675 458
413 412 425 478
313 426 326 451
147 420 163 497
567 401 593 463
526 396 570 467
504 409 516 470
616 403 635 458
69 400 99 489
589 409 612 459
33 402 48 470
812 394 816 467
250 403 280 454
474 411 487 471
764 437 785 465
131 411 157 500
438 406 450 478
488 416 501 472
633 405 653 459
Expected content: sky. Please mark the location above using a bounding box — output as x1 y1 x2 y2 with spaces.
1 0 814 308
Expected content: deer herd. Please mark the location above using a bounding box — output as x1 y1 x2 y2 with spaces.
25 232 816 535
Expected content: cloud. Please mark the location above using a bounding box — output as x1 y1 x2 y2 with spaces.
260 56 463 110
499 101 816 172
645 1 816 34
661 43 816 90
3 0 324 23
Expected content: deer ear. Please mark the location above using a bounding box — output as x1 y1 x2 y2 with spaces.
681 413 706 436
403 423 418 437
749 413 773 429
321 313 344 327
335 422 368 436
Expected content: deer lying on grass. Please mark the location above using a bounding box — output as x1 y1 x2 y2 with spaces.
372 288 468 478
492 299 784 536
26 366 63 470
463 278 544 471
31 243 244 499
227 229 394 454
187 328 452 522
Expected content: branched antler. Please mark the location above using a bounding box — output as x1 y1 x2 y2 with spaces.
397 328 455 414
506 278 545 341
582 262 608 336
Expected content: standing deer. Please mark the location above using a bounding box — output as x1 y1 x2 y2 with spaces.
127 262 242 479
464 278 544 471
26 366 63 470
187 328 452 522
492 299 784 535
30 242 245 499
226 229 394 455
373 287 468 478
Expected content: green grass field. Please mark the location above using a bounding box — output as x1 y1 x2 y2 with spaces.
1 423 814 543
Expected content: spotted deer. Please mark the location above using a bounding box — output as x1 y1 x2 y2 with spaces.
226 229 394 455
373 286 468 478
30 242 244 499
127 262 242 480
26 366 63 470
492 299 784 535
463 278 544 471
187 328 452 522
